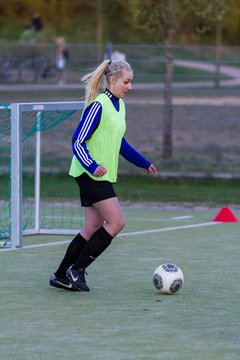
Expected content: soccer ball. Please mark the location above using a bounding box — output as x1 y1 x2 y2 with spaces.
152 263 184 294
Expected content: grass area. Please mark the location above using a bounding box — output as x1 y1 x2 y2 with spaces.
0 207 240 359
120 65 230 84
1 174 240 206
0 86 239 104
1 87 240 202
115 176 240 205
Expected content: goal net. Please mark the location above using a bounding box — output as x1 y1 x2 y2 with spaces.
0 101 85 248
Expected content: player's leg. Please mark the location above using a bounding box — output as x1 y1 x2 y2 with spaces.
67 197 125 291
81 205 105 240
72 196 125 269
93 196 125 237
54 233 87 279
50 206 104 290
49 232 87 290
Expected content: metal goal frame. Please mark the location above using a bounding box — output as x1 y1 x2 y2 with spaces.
11 101 85 248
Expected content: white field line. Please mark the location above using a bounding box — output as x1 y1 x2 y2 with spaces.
118 222 220 237
42 215 85 219
0 221 221 252
171 216 194 220
41 215 193 222
115 215 194 222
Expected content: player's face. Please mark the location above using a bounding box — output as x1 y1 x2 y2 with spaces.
109 69 133 98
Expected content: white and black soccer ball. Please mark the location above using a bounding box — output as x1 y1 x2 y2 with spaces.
152 263 184 294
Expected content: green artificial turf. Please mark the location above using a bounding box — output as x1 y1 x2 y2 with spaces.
0 207 239 360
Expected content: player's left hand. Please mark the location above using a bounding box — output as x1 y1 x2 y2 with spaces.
144 164 157 177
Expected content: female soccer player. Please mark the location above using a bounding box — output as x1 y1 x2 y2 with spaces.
50 59 157 291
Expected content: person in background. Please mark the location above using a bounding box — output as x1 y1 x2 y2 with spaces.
54 36 69 85
20 13 43 43
49 59 157 292
111 50 126 61
19 25 35 43
30 12 43 32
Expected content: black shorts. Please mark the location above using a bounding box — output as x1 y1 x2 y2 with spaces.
75 173 117 207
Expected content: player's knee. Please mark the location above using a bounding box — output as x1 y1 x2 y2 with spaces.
115 217 125 232
92 221 104 233
82 222 104 239
105 216 125 236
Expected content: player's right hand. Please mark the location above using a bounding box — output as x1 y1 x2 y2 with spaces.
93 165 107 177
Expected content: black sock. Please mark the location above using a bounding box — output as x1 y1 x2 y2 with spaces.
72 227 113 270
55 233 87 278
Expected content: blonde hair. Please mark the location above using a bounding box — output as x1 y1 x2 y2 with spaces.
81 59 132 105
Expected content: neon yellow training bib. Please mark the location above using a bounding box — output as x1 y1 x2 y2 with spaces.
69 93 126 183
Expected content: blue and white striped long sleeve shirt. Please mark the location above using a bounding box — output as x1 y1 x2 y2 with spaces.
72 89 151 175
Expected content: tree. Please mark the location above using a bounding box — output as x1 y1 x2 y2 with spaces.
124 0 231 160
189 0 230 87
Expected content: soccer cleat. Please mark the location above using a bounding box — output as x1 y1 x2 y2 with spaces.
49 273 80 291
66 266 90 292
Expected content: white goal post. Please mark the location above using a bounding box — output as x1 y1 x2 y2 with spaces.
11 101 85 248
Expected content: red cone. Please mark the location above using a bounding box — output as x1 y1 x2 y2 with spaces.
212 207 239 222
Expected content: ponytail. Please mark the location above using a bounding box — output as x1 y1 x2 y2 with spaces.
81 60 110 106
81 59 132 106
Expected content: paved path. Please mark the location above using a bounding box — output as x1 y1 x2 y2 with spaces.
174 60 240 87
126 96 240 105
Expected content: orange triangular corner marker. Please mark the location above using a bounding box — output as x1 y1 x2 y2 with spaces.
212 207 239 222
